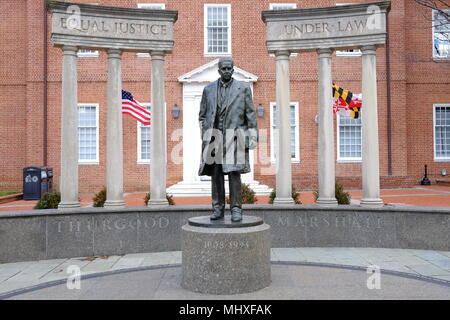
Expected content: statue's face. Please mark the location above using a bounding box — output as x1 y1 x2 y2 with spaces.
218 60 234 82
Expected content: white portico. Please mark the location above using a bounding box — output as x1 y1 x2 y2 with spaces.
262 1 391 207
166 59 272 196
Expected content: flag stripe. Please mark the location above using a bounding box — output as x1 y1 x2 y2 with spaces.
122 99 151 115
122 106 151 122
124 113 151 126
121 103 151 120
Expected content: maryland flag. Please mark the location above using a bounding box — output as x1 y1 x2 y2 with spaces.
332 84 362 119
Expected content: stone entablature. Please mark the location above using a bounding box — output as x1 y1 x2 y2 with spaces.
262 1 390 52
48 0 178 52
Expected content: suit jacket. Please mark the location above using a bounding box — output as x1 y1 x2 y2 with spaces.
198 78 258 176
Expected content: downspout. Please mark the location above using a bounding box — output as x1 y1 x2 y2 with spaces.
43 0 48 166
385 12 392 176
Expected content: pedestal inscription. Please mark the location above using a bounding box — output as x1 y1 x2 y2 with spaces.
181 216 271 295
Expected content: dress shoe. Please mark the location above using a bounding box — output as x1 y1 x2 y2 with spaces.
231 210 242 222
210 211 224 220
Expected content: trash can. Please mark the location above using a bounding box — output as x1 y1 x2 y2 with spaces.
23 166 42 200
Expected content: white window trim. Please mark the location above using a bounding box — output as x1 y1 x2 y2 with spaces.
336 49 362 57
433 103 450 161
137 3 166 58
269 3 297 10
77 49 99 58
432 9 450 60
137 3 165 9
136 103 166 164
204 3 232 57
336 113 362 162
270 102 300 163
78 103 100 164
137 103 152 164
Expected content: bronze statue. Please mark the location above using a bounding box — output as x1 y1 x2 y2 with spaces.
198 57 258 222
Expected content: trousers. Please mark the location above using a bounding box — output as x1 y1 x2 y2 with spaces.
211 163 242 215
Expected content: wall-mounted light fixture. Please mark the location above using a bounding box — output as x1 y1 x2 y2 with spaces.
257 103 265 117
172 104 181 119
442 168 447 177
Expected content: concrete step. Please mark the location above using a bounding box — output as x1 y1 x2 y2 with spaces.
167 180 273 197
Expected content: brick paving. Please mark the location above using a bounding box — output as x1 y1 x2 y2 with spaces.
1 185 449 212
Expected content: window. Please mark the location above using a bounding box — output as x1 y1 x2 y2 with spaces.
433 10 450 59
77 49 99 58
336 48 362 57
434 104 450 160
78 104 99 163
137 3 166 58
270 102 300 162
269 3 297 10
137 103 152 163
204 4 231 56
337 114 362 161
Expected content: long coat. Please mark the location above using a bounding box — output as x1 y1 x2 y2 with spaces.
198 78 258 176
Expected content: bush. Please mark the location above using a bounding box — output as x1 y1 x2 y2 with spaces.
226 183 258 204
93 187 107 207
144 193 175 205
268 185 302 204
313 181 351 205
34 191 61 209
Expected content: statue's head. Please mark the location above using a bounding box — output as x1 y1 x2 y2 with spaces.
218 57 234 82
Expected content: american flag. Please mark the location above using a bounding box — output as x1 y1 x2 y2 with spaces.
122 90 151 126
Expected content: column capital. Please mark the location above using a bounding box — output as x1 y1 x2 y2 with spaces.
151 50 166 61
61 45 78 56
107 48 122 59
274 50 290 60
361 45 377 55
317 48 333 58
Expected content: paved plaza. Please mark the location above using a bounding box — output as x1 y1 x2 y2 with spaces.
2 185 450 212
1 248 449 299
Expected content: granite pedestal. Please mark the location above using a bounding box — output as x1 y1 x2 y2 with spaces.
181 215 271 295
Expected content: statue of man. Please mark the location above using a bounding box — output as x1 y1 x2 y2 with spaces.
198 57 258 222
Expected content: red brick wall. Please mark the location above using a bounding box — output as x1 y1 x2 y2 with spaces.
0 0 449 194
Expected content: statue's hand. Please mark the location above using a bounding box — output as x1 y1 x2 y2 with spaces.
248 138 257 150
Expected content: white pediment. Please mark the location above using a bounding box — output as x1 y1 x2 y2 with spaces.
178 59 258 83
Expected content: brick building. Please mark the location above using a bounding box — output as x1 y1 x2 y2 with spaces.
0 0 449 195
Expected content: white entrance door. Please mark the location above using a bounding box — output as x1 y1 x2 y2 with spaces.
182 82 254 184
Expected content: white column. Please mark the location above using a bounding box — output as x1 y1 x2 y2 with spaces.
58 45 80 209
361 45 383 207
273 50 294 205
149 51 169 206
104 49 125 208
316 48 337 207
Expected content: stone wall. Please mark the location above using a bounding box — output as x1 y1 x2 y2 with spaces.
1 205 449 263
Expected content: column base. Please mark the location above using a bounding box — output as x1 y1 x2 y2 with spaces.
104 200 125 208
316 197 338 207
273 197 295 205
58 201 80 209
360 198 384 208
148 198 169 207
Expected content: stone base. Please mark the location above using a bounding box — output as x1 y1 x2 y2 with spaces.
360 198 384 207
316 197 338 207
273 197 294 205
57 201 80 209
104 200 125 208
147 199 169 207
181 216 271 295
